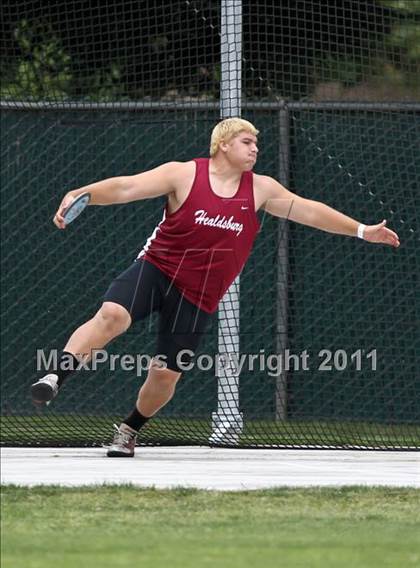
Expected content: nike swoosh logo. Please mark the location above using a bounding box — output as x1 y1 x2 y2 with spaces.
241 206 249 210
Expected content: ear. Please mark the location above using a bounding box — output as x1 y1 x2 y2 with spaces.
219 140 229 153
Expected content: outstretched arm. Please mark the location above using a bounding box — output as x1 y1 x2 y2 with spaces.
53 162 181 229
256 175 400 248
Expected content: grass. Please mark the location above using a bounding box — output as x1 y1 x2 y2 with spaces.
1 414 419 449
2 486 420 568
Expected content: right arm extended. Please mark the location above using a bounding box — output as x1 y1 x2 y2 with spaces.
53 161 179 229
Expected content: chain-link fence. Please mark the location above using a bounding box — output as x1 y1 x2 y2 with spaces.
1 1 419 448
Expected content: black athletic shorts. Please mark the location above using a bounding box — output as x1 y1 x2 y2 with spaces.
103 258 213 372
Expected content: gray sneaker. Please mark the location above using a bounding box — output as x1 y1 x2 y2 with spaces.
31 373 59 406
107 424 137 458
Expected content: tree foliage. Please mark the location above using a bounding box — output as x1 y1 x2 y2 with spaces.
1 0 418 102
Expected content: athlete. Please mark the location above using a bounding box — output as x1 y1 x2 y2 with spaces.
31 118 400 457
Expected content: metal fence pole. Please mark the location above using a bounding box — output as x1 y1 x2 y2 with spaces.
275 106 291 420
209 0 243 445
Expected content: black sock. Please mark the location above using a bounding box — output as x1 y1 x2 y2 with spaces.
123 407 151 432
56 351 80 388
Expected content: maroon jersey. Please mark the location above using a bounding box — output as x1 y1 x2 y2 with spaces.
138 158 260 313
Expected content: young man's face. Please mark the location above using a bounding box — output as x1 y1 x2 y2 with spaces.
221 131 259 170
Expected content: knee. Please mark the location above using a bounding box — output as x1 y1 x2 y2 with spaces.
149 363 182 385
96 302 131 336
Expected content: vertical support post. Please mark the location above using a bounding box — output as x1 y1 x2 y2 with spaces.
275 105 290 420
220 1 242 118
209 0 243 445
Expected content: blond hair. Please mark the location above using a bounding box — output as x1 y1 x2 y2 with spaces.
210 118 259 157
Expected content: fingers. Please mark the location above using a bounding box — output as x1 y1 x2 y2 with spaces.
380 220 400 247
53 213 66 229
386 228 399 240
366 221 401 248
53 205 68 229
372 219 387 231
53 213 65 229
383 227 400 248
52 195 74 229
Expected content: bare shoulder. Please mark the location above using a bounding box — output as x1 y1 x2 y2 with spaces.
253 173 286 209
254 173 286 192
167 160 196 180
163 161 196 210
143 160 195 194
145 160 194 178
167 160 196 194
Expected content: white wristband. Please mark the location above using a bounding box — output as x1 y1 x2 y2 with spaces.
357 223 366 240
